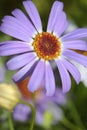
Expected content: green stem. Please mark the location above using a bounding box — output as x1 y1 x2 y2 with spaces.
68 100 86 130
20 99 36 130
8 112 14 130
62 117 82 130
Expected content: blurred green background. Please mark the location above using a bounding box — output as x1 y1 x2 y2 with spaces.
0 0 87 27
0 0 87 130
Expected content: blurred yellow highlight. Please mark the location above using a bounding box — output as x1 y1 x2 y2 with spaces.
0 84 20 111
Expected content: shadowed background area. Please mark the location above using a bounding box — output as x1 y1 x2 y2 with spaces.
0 0 87 27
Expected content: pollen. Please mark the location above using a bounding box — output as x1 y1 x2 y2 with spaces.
32 32 61 60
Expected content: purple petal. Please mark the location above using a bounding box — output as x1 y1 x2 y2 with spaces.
45 62 55 96
50 88 66 105
56 60 71 93
61 59 81 84
13 58 38 82
53 12 68 37
13 104 31 121
23 1 42 32
2 16 33 37
61 28 87 41
63 50 87 67
1 16 33 42
63 40 87 51
12 9 37 36
28 60 45 92
47 1 63 32
35 110 43 125
0 41 30 46
0 41 32 56
7 52 36 70
13 114 28 121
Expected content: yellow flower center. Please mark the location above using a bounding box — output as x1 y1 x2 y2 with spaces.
32 32 61 60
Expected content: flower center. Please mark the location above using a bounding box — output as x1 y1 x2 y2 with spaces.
32 32 61 60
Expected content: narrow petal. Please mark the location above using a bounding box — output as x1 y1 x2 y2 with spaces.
63 40 87 51
23 1 42 32
61 28 87 41
0 41 32 56
13 58 38 82
45 62 55 96
47 1 63 32
0 47 30 56
56 60 71 93
7 52 36 70
12 9 37 36
28 60 45 92
0 41 31 48
63 50 87 67
53 12 68 37
1 16 33 42
61 59 81 84
2 16 32 36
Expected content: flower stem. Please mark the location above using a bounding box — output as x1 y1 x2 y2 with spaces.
20 99 36 130
8 112 14 130
62 117 82 130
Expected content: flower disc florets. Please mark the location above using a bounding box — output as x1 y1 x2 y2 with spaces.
32 32 61 60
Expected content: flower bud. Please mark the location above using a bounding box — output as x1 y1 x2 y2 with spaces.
0 83 20 111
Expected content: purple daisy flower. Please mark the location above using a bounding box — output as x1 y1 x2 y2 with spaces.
13 88 66 126
0 1 87 96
